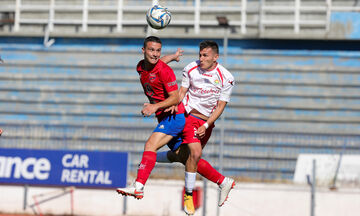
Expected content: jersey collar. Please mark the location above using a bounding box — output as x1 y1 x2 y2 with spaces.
137 59 162 74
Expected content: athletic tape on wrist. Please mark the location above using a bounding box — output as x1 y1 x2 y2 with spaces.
203 122 209 129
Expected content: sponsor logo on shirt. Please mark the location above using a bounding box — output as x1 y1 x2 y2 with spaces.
167 80 177 87
228 80 234 86
193 87 220 94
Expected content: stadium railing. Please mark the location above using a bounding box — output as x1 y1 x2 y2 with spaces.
0 0 359 37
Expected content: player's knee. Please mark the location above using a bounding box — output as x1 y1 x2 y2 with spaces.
188 143 202 162
190 148 202 163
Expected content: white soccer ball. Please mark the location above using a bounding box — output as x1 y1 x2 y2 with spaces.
146 5 171 30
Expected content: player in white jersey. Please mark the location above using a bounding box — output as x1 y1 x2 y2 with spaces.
182 59 234 118
159 40 236 215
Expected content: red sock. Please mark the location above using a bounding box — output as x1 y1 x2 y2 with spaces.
136 151 157 185
197 158 225 185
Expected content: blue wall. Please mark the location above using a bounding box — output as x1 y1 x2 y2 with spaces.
331 12 360 39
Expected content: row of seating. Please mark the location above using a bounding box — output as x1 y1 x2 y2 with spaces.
0 39 359 180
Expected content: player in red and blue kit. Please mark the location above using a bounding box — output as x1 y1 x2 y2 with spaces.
116 36 185 199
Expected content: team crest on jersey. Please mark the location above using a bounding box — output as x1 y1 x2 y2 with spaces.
144 83 154 97
149 73 156 83
214 79 220 85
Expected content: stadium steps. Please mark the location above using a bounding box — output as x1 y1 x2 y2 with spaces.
2 44 359 134
0 41 360 180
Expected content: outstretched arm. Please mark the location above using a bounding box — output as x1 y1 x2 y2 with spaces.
161 48 184 64
196 100 227 138
178 86 188 103
142 90 179 117
164 86 188 114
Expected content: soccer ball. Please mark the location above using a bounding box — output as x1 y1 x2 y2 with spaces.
146 5 171 29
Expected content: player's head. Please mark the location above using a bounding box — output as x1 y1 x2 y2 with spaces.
143 36 162 65
198 40 219 71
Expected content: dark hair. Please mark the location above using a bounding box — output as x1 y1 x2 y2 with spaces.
199 40 219 54
143 36 162 48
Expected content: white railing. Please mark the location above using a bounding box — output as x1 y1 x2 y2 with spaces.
1 0 359 35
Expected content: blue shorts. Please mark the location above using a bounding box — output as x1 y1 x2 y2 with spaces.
153 113 185 151
167 134 182 152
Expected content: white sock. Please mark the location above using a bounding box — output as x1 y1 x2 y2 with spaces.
156 151 171 163
135 181 144 190
185 172 196 194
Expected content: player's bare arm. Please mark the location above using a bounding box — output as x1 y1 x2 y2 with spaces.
196 100 227 138
164 86 188 114
160 48 184 64
141 90 179 116
178 86 188 102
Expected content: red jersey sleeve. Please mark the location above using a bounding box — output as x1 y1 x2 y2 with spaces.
159 62 178 93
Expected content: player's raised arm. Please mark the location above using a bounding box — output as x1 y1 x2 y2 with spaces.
161 48 184 64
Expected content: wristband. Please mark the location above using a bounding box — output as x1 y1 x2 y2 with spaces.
203 122 209 129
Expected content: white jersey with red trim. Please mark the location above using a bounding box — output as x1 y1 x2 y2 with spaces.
181 60 235 117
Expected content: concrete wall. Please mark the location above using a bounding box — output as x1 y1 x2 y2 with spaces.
0 180 359 216
1 0 360 39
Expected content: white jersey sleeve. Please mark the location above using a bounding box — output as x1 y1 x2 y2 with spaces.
181 61 197 89
219 67 235 102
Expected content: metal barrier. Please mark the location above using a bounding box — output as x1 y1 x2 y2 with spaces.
0 0 359 35
28 186 75 216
